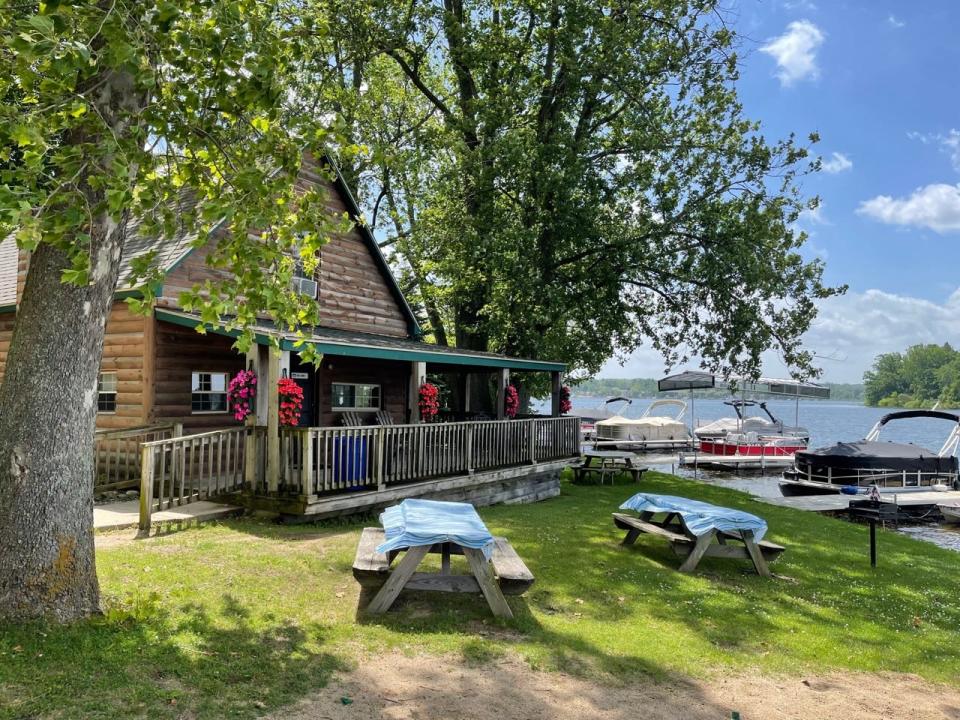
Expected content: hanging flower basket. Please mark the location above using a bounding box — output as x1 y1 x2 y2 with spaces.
504 384 519 419
227 369 258 422
560 385 572 415
418 382 440 422
278 377 304 427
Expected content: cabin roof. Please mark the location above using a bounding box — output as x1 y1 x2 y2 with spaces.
0 155 423 338
155 308 566 372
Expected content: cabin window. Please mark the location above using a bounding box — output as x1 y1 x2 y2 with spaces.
191 372 229 413
97 372 117 413
331 383 380 411
292 236 319 299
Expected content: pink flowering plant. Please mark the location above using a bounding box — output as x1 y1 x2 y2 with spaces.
418 382 440 422
504 384 520 418
560 385 572 415
227 369 258 422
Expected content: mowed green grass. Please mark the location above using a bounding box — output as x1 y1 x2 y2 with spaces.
2 471 960 719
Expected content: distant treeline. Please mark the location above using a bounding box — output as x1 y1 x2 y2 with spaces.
573 377 864 402
864 344 960 408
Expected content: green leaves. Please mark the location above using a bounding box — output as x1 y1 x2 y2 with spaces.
337 0 842 380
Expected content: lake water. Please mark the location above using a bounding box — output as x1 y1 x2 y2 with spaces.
540 395 960 551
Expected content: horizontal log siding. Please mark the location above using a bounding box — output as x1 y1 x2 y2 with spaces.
0 312 14 385
155 157 410 338
96 304 151 430
317 355 408 427
155 226 232 310
152 318 245 433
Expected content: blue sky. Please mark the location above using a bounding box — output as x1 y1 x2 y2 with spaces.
601 0 960 383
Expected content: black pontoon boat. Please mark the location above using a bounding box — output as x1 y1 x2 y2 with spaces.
780 410 960 496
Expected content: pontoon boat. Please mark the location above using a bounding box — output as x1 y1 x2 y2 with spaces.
780 410 960 496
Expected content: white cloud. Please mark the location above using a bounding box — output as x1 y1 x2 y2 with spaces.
599 288 960 384
821 152 853 174
784 0 818 10
858 183 960 233
907 129 960 172
799 202 828 225
760 20 825 87
888 14 906 28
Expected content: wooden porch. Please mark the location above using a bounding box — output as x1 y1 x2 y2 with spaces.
136 416 580 531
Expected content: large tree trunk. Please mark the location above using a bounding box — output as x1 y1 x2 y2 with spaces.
0 229 126 621
0 61 142 621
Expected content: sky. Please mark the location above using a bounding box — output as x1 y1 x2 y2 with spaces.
600 0 960 383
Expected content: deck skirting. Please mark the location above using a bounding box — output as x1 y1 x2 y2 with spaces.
241 459 572 520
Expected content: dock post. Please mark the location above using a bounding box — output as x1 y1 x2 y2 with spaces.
869 520 877 568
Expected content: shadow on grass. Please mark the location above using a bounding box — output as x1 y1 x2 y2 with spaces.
0 592 344 720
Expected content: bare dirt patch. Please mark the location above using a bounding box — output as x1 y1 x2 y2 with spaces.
271 651 960 720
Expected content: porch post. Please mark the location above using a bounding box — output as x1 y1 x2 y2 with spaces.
550 371 562 417
408 360 427 422
265 349 286 493
244 346 261 491
496 367 510 420
463 373 472 413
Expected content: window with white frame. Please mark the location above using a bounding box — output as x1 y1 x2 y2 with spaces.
97 372 117 413
331 383 380 411
191 371 229 413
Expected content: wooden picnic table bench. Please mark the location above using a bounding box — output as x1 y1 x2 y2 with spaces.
573 450 648 484
353 527 535 618
612 511 785 576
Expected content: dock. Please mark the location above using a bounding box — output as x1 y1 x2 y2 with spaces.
757 490 960 517
678 451 795 472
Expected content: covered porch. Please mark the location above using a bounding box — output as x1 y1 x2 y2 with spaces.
138 311 578 528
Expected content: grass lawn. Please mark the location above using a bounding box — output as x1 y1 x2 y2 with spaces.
2 471 960 719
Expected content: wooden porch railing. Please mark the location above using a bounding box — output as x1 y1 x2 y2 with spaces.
94 423 180 493
138 426 249 534
273 416 581 497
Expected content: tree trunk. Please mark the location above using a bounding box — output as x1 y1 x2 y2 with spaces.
0 60 142 621
0 229 126 621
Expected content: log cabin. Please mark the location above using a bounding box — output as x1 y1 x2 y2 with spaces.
0 154 579 524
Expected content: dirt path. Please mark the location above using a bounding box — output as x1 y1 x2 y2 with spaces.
272 652 960 720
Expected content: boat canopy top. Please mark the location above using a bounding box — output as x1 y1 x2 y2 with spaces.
876 410 960 427
796 441 959 474
658 371 829 399
658 371 715 392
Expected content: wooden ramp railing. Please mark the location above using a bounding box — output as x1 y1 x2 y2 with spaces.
138 427 249 533
275 416 581 497
94 423 180 493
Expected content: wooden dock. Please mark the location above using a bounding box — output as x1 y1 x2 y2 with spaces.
757 490 960 515
678 451 795 472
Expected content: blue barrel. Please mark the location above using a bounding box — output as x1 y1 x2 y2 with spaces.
332 436 368 485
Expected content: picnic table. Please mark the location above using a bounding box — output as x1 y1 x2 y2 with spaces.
613 493 785 576
352 499 534 619
573 450 648 484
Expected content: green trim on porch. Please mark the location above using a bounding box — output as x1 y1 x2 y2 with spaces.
154 308 566 373
280 337 565 371
155 308 280 348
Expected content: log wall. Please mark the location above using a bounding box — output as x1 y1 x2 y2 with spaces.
0 312 14 386
316 355 409 427
155 156 411 338
0 304 152 431
151 318 245 433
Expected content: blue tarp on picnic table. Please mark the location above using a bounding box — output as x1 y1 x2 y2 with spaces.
620 493 768 542
376 499 496 558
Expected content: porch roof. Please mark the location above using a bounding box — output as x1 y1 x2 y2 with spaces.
155 309 566 372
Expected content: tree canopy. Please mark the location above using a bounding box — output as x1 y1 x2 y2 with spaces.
864 344 960 408
0 0 343 621
321 0 844 380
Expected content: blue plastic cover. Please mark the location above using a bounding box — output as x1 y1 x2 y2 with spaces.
619 493 768 542
376 499 495 558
